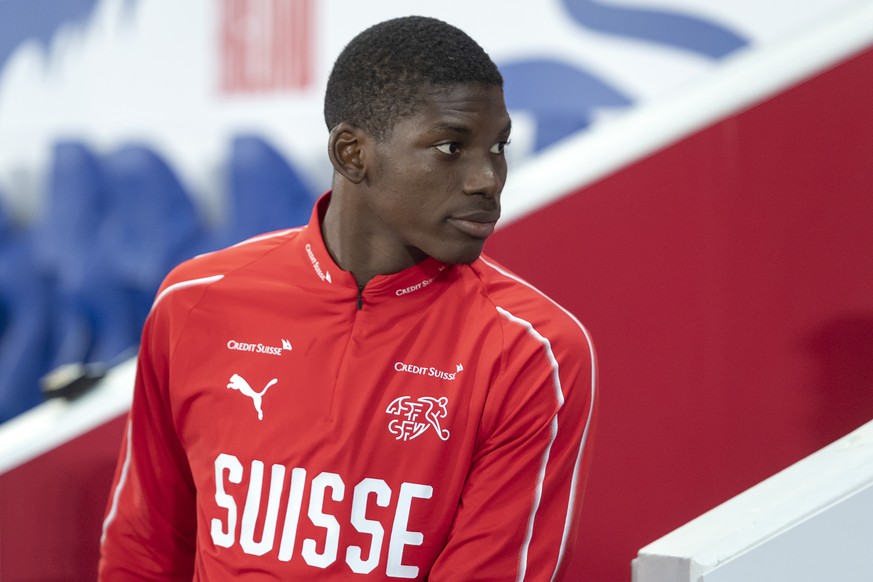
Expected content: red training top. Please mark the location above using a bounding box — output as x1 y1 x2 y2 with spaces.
99 194 597 581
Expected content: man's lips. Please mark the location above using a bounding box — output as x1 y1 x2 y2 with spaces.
447 211 500 239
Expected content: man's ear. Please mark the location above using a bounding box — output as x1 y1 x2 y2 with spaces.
328 122 369 184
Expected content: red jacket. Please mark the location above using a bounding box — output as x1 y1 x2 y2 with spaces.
99 195 597 581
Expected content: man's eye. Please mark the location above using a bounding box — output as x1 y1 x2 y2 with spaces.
435 143 460 154
490 140 511 154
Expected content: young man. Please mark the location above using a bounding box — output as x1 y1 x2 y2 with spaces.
99 16 597 581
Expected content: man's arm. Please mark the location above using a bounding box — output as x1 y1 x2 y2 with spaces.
98 304 198 580
429 311 597 581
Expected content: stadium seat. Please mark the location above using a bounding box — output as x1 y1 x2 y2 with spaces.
99 144 210 331
29 141 142 376
31 141 111 370
0 202 9 339
218 134 315 247
0 195 52 422
33 141 108 282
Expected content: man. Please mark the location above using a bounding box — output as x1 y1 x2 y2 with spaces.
99 16 597 581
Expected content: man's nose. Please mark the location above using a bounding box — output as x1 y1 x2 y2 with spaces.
463 154 504 199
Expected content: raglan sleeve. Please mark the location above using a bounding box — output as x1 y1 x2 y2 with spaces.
428 310 597 581
98 290 197 580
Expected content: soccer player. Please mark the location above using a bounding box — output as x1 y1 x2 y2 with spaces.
99 16 597 581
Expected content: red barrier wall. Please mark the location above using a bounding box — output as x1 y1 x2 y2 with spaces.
0 415 126 580
486 46 873 580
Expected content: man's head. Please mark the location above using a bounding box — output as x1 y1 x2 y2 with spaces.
324 16 503 140
322 17 510 279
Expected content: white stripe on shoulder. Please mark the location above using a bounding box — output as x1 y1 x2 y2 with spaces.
483 257 598 581
478 256 588 331
150 274 224 314
194 227 303 260
496 306 562 582
231 227 303 247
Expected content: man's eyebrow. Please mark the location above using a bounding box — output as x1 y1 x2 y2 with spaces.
431 123 472 135
431 120 513 136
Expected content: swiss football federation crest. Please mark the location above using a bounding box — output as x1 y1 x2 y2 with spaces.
386 396 451 442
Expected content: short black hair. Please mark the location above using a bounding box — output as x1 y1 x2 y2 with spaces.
324 16 503 140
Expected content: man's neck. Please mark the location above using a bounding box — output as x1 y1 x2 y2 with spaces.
320 190 426 287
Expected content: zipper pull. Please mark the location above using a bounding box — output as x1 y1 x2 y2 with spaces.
357 284 364 310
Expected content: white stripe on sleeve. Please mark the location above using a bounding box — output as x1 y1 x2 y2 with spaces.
483 257 597 581
496 306 563 582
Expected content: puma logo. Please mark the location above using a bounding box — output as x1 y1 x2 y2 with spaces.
227 374 278 421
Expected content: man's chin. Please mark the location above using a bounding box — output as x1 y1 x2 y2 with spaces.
440 246 485 266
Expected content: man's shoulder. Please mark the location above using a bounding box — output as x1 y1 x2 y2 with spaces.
157 227 303 303
470 254 591 345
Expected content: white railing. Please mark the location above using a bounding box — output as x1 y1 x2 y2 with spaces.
633 419 873 582
0 356 135 474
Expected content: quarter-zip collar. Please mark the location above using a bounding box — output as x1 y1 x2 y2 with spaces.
297 193 454 308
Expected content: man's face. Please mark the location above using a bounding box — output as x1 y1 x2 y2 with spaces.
362 83 511 266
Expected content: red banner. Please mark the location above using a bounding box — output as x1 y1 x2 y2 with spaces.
220 0 313 93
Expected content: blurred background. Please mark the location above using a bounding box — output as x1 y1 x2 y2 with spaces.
1 0 872 579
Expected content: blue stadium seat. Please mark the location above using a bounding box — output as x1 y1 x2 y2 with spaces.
0 201 9 339
28 141 141 374
217 134 314 247
99 144 209 332
33 141 107 282
0 195 52 421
